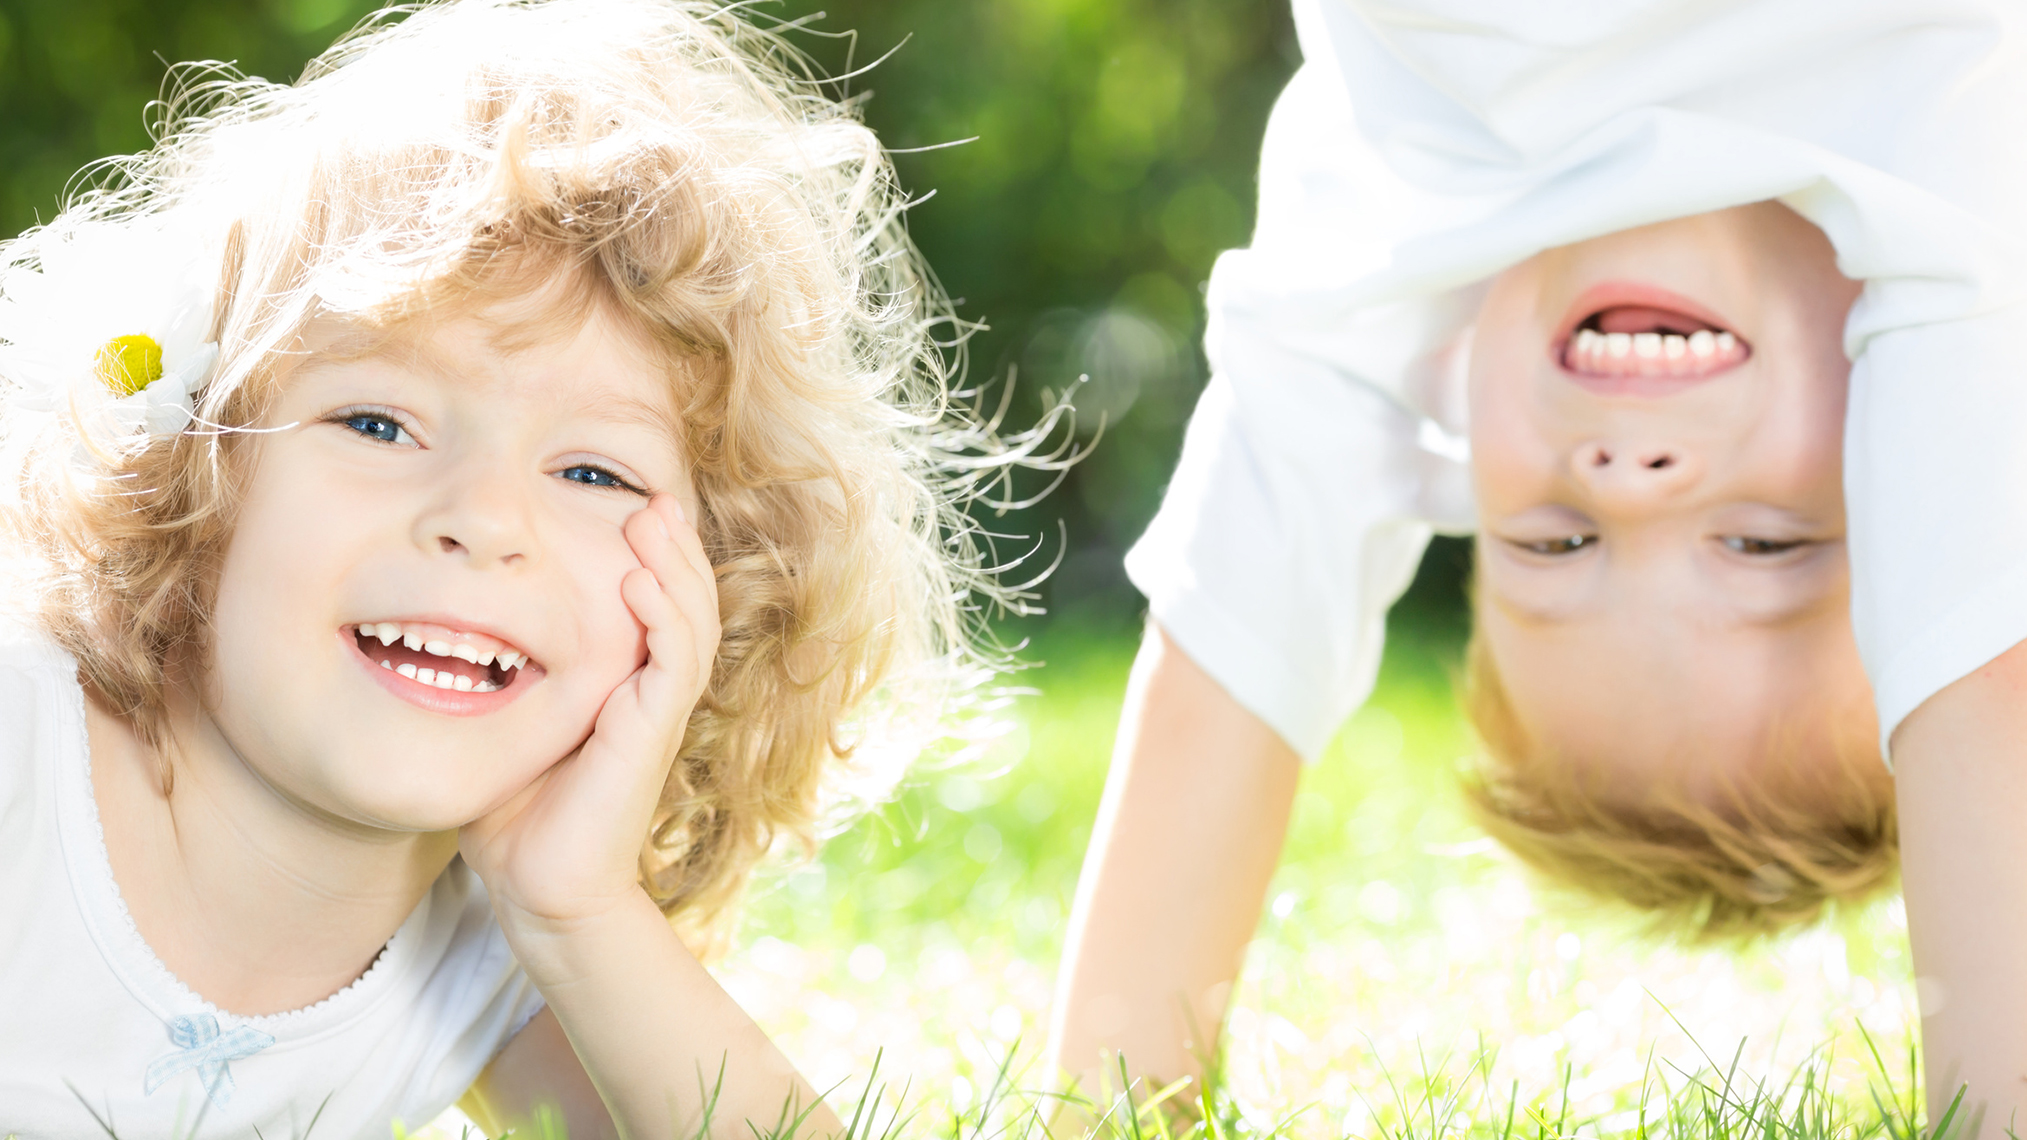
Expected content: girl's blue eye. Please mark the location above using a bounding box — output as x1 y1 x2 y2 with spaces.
557 465 641 493
343 413 406 444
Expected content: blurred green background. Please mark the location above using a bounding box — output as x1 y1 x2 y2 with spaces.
0 0 1471 634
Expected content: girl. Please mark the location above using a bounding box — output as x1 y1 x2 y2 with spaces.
0 0 1011 1133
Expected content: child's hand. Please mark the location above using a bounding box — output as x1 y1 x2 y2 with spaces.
459 492 719 936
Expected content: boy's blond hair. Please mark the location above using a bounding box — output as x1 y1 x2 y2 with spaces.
1459 629 1898 937
0 0 1043 951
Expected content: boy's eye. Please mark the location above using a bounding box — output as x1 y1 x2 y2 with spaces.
556 464 645 494
340 412 412 446
1513 534 1595 556
1722 535 1805 556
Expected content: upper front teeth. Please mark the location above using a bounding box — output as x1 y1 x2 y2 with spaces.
1571 327 1740 370
364 622 527 671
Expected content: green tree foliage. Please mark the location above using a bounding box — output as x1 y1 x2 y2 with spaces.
0 0 1302 622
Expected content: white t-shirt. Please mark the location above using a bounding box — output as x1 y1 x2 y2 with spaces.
1127 0 2027 760
0 627 547 1137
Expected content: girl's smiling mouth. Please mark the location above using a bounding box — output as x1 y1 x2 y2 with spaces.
345 620 542 713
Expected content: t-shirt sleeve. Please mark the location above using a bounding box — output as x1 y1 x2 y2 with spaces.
1123 63 1475 762
1845 303 2027 755
1126 368 1468 761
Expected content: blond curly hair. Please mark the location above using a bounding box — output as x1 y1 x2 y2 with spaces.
1459 626 1898 938
0 0 1046 951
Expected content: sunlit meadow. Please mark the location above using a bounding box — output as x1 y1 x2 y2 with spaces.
421 616 1921 1138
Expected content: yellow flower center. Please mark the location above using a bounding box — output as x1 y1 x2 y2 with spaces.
96 334 164 397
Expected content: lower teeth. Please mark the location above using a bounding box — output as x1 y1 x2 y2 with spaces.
382 658 502 693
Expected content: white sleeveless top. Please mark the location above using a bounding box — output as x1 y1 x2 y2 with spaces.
0 628 547 1137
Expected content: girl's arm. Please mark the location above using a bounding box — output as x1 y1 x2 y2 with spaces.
1045 622 1301 1101
460 1010 609 1134
459 916 827 1139
1892 637 2027 1136
460 495 840 1139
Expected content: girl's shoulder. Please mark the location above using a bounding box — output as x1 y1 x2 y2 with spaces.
0 605 82 781
0 609 74 847
0 609 68 691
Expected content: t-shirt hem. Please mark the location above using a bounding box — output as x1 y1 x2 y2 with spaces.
1126 547 1340 762
1872 563 2027 765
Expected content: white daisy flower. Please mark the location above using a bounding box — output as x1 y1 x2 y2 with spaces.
0 218 220 449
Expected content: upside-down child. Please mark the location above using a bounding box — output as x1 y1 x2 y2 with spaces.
0 0 999 1132
1048 0 2027 1126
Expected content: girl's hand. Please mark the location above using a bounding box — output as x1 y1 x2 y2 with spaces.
455 499 836 1139
459 492 719 939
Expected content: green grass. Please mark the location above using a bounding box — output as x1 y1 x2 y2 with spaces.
425 621 1926 1139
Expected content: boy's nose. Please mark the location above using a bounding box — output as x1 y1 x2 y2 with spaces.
1569 439 1701 508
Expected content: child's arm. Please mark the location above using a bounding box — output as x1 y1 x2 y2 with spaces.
459 494 840 1140
1046 622 1301 1100
1892 638 2027 1135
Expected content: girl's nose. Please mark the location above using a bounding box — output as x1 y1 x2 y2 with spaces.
1569 439 1701 509
415 474 535 568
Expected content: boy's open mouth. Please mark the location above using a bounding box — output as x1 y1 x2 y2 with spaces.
1561 304 1752 379
347 620 536 694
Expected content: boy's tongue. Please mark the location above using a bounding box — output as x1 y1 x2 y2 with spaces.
1593 305 1712 337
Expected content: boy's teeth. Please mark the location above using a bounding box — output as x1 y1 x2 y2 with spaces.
1605 332 1632 358
1662 334 1686 359
381 659 393 670
374 623 400 646
1633 332 1661 358
402 631 422 651
474 679 500 693
432 672 456 690
424 640 451 657
396 662 418 679
416 667 436 685
476 651 495 667
451 645 481 664
498 652 523 671
453 674 474 692
1689 329 1715 357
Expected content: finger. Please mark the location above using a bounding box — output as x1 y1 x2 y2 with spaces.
656 493 718 608
622 519 718 671
621 564 711 718
623 502 720 651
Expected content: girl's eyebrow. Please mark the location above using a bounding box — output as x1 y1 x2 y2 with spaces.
575 388 682 440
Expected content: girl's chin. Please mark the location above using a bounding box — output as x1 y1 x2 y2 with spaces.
322 767 554 834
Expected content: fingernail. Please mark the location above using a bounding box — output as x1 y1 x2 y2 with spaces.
669 497 687 526
653 509 670 541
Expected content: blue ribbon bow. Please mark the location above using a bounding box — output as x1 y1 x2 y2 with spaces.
143 1013 275 1108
